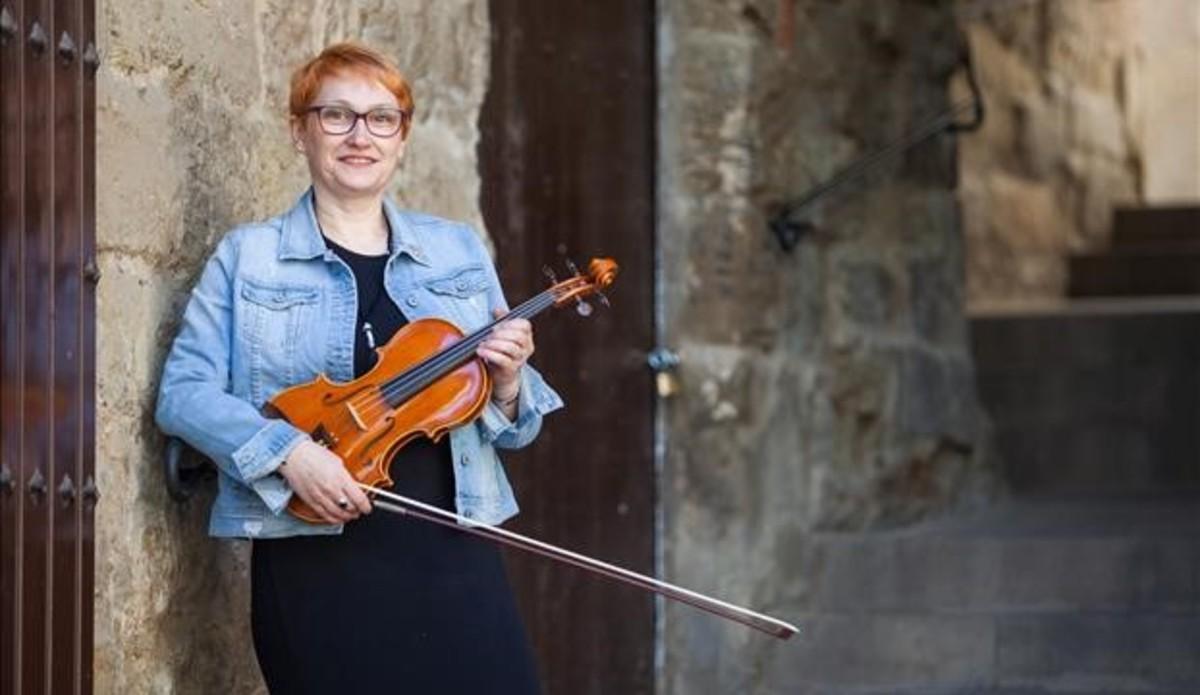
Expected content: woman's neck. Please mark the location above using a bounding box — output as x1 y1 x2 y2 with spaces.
313 187 390 255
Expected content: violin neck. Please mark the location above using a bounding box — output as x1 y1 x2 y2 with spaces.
379 289 558 406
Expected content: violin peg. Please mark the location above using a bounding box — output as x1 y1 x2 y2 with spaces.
564 258 580 276
575 298 594 317
543 265 558 283
596 290 610 308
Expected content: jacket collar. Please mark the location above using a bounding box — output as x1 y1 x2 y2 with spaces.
278 187 431 265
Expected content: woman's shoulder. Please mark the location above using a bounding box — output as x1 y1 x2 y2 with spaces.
388 206 489 261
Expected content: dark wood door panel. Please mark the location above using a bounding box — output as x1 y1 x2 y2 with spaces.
481 2 656 693
1 0 96 692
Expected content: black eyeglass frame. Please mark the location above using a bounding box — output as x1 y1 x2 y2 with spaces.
304 105 409 138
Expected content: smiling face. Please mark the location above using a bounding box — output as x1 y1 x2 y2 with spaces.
291 73 407 204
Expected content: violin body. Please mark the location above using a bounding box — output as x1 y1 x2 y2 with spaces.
268 317 492 523
267 257 618 524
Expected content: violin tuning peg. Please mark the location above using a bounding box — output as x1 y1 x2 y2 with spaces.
596 290 610 308
575 298 594 317
564 258 580 276
543 265 558 283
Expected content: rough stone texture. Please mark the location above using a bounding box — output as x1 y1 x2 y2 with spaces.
658 1 997 692
94 2 490 692
957 0 1200 306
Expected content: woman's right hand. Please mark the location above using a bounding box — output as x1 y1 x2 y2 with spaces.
277 440 373 524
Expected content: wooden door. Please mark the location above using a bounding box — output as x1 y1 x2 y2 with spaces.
0 0 98 693
480 1 657 693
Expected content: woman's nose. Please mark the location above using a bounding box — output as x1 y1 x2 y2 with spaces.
346 118 371 144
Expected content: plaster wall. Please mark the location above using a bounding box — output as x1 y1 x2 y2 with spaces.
94 1 489 691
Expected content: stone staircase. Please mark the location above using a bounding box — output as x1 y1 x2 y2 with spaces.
1069 207 1200 298
784 207 1200 693
788 496 1200 693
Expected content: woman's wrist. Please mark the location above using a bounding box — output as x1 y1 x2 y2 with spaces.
492 378 521 407
492 388 519 407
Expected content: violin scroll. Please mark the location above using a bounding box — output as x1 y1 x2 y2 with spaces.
548 257 618 310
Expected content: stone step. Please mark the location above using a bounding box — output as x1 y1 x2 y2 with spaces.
970 301 1200 370
970 306 1200 493
780 612 1200 690
777 499 1200 691
1068 250 1200 297
1112 206 1200 249
806 684 1199 694
803 505 1200 615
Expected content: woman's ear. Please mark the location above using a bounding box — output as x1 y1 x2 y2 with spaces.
289 116 306 153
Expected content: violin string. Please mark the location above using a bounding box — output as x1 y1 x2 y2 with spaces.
338 290 545 420
343 289 559 426
353 291 552 417
352 290 556 422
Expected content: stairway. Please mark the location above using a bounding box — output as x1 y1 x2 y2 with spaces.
1068 207 1200 298
783 207 1200 693
786 496 1200 693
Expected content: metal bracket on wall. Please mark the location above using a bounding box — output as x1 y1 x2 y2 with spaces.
165 436 216 502
768 45 986 252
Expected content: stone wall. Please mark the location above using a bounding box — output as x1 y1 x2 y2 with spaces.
958 0 1200 306
94 2 489 692
658 1 996 691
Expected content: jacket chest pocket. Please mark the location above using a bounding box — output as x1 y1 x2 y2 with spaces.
423 264 491 328
238 281 322 403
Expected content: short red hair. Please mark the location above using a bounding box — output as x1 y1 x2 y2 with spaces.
289 42 415 138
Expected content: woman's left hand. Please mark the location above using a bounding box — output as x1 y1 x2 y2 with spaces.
477 308 533 408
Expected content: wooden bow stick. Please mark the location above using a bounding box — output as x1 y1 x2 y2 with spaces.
360 482 798 640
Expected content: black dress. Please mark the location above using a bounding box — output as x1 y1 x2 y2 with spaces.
250 239 541 694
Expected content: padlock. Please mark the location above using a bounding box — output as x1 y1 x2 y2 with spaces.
656 370 680 398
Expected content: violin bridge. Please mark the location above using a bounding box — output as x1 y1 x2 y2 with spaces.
345 403 369 431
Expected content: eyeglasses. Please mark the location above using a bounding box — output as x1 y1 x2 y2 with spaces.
305 105 408 138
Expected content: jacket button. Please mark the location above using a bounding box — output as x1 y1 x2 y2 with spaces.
463 509 474 519
455 280 467 291
405 295 418 307
459 454 470 467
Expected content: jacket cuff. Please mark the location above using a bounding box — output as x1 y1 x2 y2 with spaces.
231 419 308 482
250 475 295 516
477 366 563 442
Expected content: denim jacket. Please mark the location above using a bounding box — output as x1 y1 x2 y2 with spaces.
155 189 563 538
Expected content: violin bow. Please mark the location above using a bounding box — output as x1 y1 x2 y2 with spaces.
359 482 798 640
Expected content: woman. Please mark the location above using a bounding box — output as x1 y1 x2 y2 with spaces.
155 42 561 693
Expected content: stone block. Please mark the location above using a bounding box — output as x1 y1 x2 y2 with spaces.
833 259 895 331
995 614 1200 684
808 535 1200 614
910 256 966 347
1067 86 1130 162
776 614 996 688
967 24 1041 101
984 172 1073 254
895 351 979 445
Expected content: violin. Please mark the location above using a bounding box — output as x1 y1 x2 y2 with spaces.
264 257 798 640
266 258 618 523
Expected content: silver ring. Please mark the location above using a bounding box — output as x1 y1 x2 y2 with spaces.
336 498 350 510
